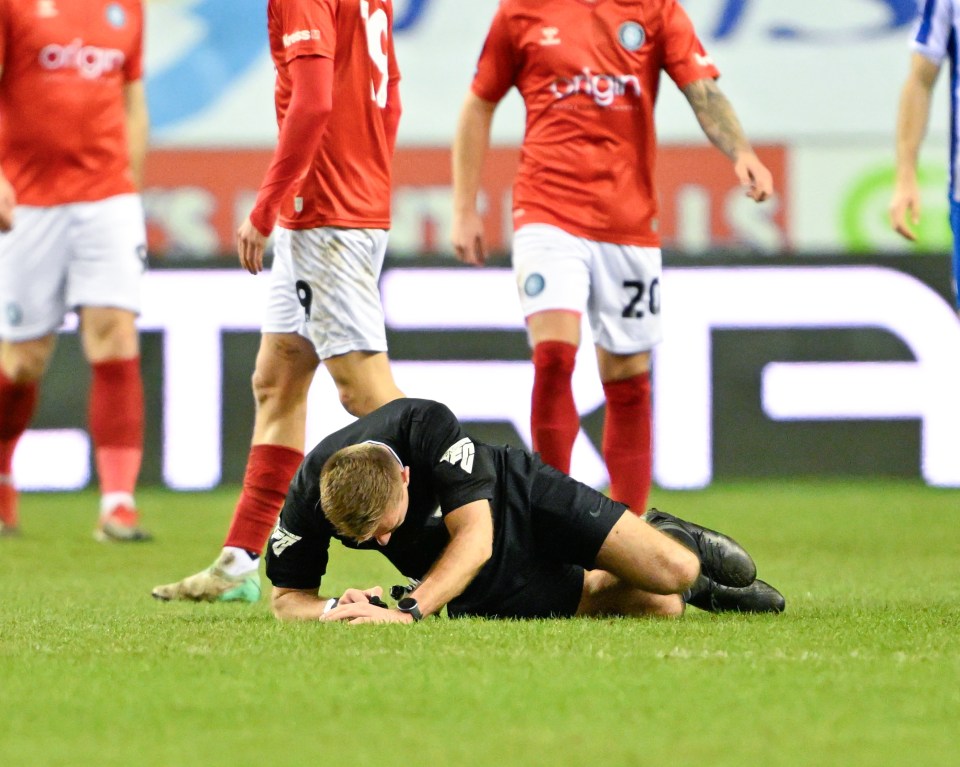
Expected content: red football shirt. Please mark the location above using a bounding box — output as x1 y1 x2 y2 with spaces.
0 0 143 206
472 0 720 247
268 0 400 230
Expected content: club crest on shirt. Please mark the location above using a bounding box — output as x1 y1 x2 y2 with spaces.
441 438 475 474
106 3 126 28
618 21 645 52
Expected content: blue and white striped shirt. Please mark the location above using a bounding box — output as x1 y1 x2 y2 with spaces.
911 0 960 200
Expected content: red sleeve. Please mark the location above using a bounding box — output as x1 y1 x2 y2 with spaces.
383 79 401 156
248 55 333 236
660 0 720 89
278 0 337 61
0 0 10 66
383 8 401 153
470 4 519 104
123 1 144 82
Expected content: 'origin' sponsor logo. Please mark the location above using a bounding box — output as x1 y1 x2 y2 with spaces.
39 38 125 79
550 68 641 107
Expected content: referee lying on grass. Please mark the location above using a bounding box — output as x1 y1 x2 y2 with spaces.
262 398 784 623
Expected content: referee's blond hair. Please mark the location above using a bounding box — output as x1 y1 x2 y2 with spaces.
320 444 404 541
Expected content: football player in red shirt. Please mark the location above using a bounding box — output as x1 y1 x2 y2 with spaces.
152 0 405 602
0 0 150 541
452 0 773 514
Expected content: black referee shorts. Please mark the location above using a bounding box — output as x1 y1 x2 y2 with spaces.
449 457 628 620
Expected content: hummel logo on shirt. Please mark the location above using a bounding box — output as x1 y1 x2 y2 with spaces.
441 438 475 474
270 525 302 556
694 52 714 68
540 27 561 46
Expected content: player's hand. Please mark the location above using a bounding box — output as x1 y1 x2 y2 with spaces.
734 151 774 203
337 586 385 605
0 174 16 232
889 181 920 242
320 602 414 625
451 209 487 266
237 217 269 274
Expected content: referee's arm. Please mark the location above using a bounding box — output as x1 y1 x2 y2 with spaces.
410 500 494 618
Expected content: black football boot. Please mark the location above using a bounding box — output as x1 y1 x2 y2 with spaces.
642 508 757 588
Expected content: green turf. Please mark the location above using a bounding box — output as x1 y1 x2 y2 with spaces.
1 481 958 767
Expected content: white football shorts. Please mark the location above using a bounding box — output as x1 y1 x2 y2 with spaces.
511 223 663 354
265 226 389 360
0 193 146 341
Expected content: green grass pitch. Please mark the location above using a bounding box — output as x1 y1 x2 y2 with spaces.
1 481 958 766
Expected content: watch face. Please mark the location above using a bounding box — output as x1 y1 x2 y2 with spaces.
397 597 417 610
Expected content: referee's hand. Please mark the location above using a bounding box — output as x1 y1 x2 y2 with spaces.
338 586 385 606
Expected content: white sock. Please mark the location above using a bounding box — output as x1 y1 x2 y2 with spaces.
100 492 135 518
220 546 259 576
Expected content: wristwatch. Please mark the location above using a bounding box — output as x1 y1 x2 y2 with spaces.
396 596 423 622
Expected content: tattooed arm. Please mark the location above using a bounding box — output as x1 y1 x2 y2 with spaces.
681 78 773 202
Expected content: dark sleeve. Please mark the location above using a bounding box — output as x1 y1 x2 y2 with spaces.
413 402 496 514
264 485 333 590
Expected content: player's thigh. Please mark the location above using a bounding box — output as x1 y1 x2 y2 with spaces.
288 227 389 360
0 205 72 341
322 348 397 401
587 243 663 355
512 224 591 342
594 512 699 595
66 194 146 317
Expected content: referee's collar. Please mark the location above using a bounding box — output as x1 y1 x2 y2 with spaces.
363 440 404 468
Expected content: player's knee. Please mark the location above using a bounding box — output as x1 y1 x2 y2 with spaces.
1 344 51 382
647 593 686 618
250 366 270 399
334 382 366 418
250 366 287 408
80 309 138 356
669 547 700 594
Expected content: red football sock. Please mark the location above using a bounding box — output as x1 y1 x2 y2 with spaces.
224 444 304 555
0 370 39 475
602 372 652 515
89 358 144 496
531 340 579 474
